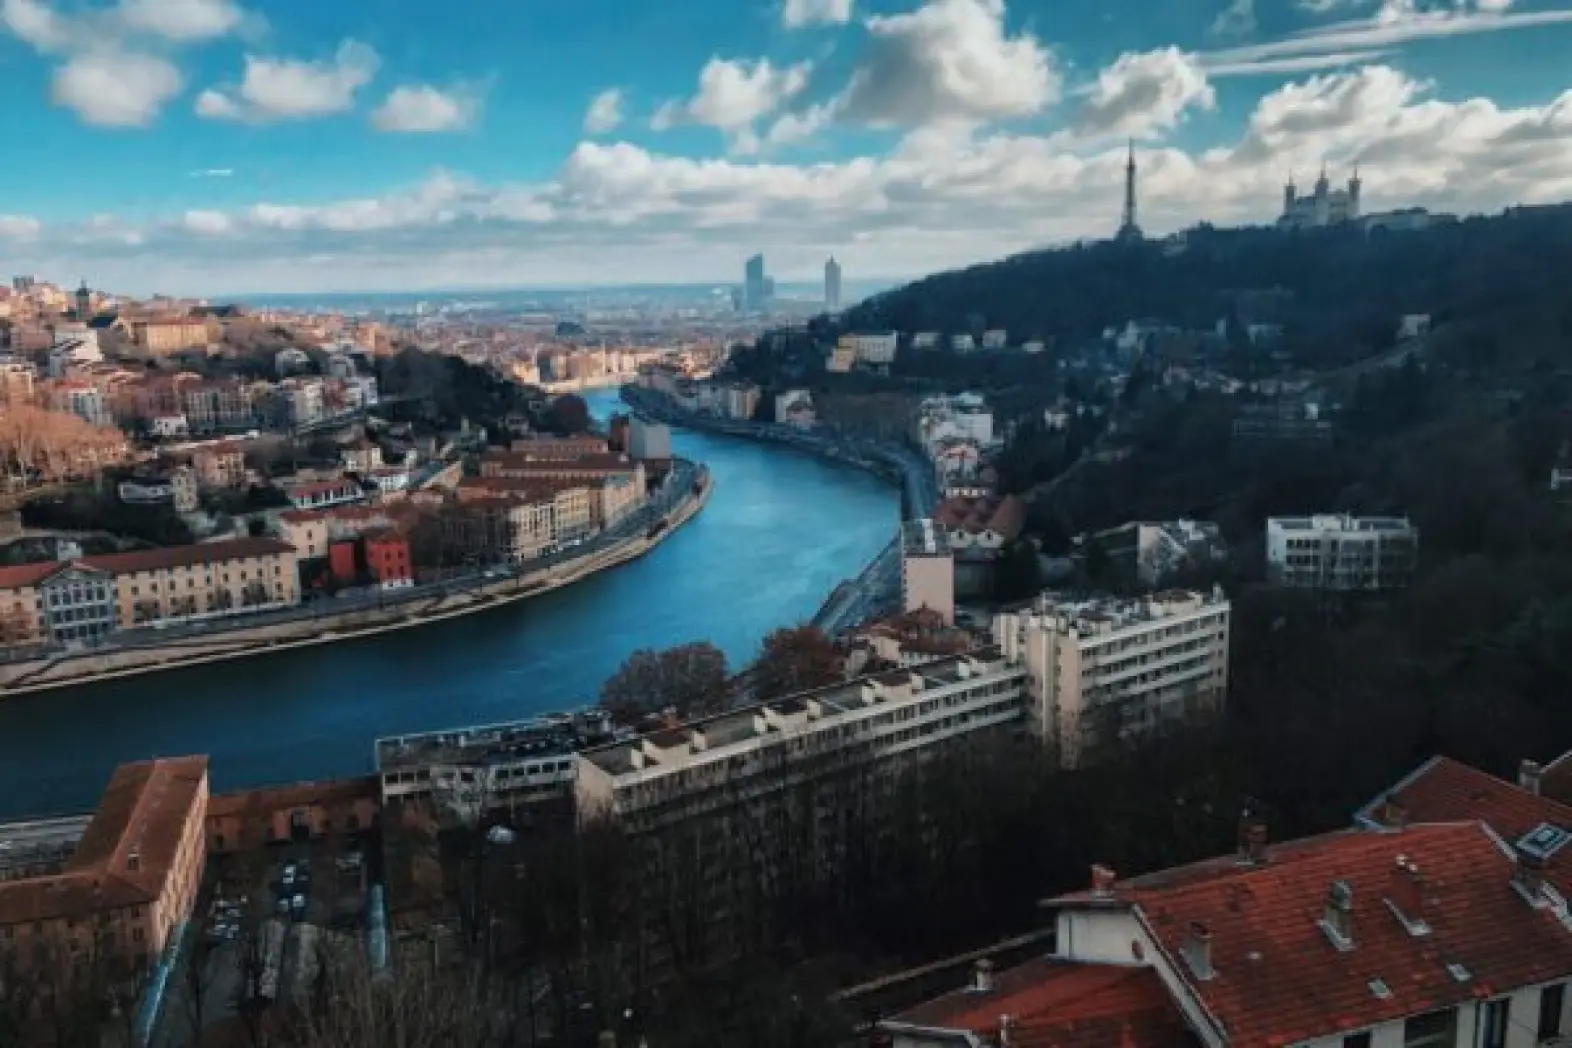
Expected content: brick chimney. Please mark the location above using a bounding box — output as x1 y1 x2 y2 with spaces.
1182 921 1214 980
1521 759 1544 795
1091 864 1118 897
1386 855 1429 934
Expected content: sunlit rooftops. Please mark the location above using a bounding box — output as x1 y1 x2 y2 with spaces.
1270 514 1413 533
1022 586 1228 636
375 709 616 771
579 649 1015 779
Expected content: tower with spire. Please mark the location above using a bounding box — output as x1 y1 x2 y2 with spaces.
1116 139 1143 242
1278 163 1364 229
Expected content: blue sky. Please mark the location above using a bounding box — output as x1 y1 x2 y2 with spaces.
1 0 1571 294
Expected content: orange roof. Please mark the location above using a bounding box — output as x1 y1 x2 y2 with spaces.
1056 823 1572 1048
207 775 376 820
0 757 207 925
891 960 1193 1048
0 561 64 590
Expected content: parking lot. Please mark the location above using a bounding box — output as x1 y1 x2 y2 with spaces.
156 837 371 1046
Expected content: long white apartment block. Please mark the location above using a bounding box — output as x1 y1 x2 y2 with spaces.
993 587 1231 768
1266 513 1418 591
573 651 1028 828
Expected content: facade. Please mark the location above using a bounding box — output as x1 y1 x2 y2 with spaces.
575 650 1027 832
340 440 383 473
628 419 673 461
840 331 899 367
1233 400 1334 444
206 777 379 854
278 510 331 560
191 443 247 490
1279 168 1362 229
479 449 645 488
507 435 610 459
285 478 364 511
53 381 113 428
0 757 209 966
81 538 300 628
35 564 118 645
376 711 616 819
902 518 956 626
0 357 35 405
1091 518 1227 588
825 256 842 312
365 532 414 588
131 317 211 354
993 587 1231 768
1266 514 1419 591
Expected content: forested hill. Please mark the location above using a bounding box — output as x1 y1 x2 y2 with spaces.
841 203 1572 347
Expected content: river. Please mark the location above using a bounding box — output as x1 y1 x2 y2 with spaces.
0 390 899 819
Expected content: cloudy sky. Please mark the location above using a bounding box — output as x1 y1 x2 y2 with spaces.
1 0 1570 295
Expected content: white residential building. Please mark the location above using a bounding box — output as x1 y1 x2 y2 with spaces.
993 587 1231 768
1266 514 1418 591
912 332 940 349
628 418 673 460
916 393 995 457
950 334 975 352
981 330 1008 350
839 331 899 366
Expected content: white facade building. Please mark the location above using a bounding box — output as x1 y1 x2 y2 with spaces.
628 418 673 460
1266 514 1418 591
981 330 1008 350
839 331 899 366
993 587 1231 768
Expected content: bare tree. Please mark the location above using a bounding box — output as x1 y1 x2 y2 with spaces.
751 626 844 702
600 642 732 722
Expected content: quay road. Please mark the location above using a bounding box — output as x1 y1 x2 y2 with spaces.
0 460 701 691
0 388 898 817
620 387 937 634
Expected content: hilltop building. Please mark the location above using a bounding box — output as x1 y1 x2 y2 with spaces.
1266 514 1418 591
1279 167 1362 229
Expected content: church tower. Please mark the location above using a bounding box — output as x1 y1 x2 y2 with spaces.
75 279 92 321
1348 166 1363 218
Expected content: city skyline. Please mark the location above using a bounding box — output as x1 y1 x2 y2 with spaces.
0 0 1570 293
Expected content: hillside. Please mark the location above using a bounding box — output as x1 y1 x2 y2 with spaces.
841 204 1572 360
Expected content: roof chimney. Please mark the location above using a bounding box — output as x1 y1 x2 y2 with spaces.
1520 759 1544 795
1182 921 1214 980
1237 811 1268 866
1320 880 1355 950
1385 856 1430 936
970 958 995 994
1091 864 1117 897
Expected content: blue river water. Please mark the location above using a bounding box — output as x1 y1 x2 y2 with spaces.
0 390 899 819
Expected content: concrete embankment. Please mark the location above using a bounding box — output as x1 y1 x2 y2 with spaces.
0 474 712 698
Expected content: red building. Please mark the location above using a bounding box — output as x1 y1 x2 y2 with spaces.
329 540 359 586
365 531 413 589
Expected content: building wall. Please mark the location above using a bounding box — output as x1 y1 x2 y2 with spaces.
366 536 412 585
38 568 117 645
0 584 41 647
280 516 329 560
902 553 956 625
109 548 300 627
1266 516 1419 591
151 771 210 956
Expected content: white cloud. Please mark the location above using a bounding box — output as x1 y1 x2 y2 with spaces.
764 100 840 149
652 57 812 152
116 0 242 42
52 50 182 127
1076 48 1216 138
1210 0 1256 36
0 214 41 239
197 39 380 123
183 210 233 235
371 84 482 132
1203 49 1389 76
782 0 853 28
189 168 235 178
11 65 1572 294
1 0 66 50
583 88 624 134
1208 3 1572 67
840 0 1060 127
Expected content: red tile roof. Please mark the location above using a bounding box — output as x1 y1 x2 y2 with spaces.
0 757 208 925
933 493 1025 540
890 959 1195 1048
80 537 294 575
0 561 64 590
1061 823 1572 1048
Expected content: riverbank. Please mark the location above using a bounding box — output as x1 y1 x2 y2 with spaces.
0 469 713 698
620 386 933 632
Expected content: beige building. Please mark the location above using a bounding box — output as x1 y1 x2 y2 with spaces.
901 518 956 625
191 442 247 490
0 358 35 405
131 317 212 354
278 510 331 560
84 538 300 627
0 756 209 966
993 587 1231 768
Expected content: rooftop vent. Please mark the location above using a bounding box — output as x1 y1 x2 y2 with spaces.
1521 759 1544 795
1447 962 1472 983
969 959 995 994
1182 921 1214 981
1320 880 1355 951
1090 864 1117 898
1369 978 1392 1000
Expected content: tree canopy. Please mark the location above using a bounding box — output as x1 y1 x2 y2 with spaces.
600 641 733 721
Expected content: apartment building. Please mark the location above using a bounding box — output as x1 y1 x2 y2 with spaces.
376 710 617 820
131 317 211 354
284 478 364 511
506 435 610 459
0 357 35 405
1090 518 1227 587
882 755 1572 1048
179 380 255 432
993 587 1231 768
0 561 119 647
191 442 247 490
0 757 209 966
1266 514 1419 591
478 449 646 490
575 652 1027 836
88 538 299 627
457 477 597 543
446 495 557 563
902 518 956 626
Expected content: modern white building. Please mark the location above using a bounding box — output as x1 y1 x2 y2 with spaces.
902 518 956 626
628 417 673 460
993 587 1231 768
1266 514 1418 591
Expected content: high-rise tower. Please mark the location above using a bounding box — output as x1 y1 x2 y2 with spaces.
824 256 842 313
744 253 767 312
1117 139 1143 242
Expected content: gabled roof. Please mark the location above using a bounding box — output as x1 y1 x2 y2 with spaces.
1053 822 1572 1048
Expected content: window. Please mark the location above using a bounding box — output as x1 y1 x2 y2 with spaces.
1483 999 1509 1048
1542 984 1567 1040
1343 1033 1371 1048
1404 1008 1456 1048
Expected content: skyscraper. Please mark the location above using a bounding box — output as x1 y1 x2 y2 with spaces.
744 254 768 312
824 256 842 313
